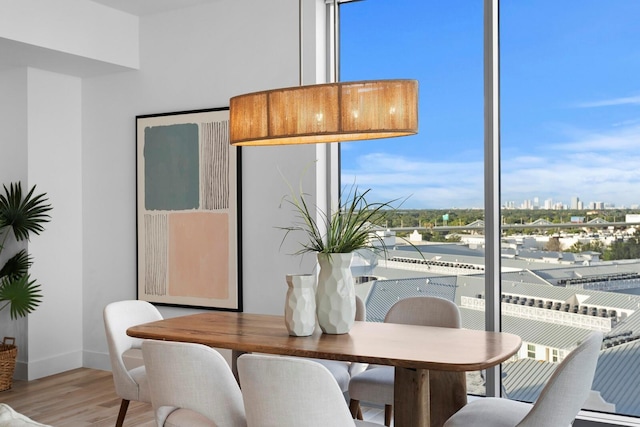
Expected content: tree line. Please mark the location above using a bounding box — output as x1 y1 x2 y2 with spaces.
377 208 640 230
373 208 640 260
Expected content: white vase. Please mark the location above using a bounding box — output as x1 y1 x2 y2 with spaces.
315 253 356 334
284 274 317 336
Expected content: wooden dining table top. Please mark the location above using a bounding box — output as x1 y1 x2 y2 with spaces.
127 311 521 372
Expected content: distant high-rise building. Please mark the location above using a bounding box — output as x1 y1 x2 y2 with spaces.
571 196 579 210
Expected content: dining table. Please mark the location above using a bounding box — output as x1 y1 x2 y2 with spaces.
127 311 521 427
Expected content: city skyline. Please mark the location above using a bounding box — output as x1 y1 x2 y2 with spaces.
339 0 640 210
503 195 640 211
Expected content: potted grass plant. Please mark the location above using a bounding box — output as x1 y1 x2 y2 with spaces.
280 183 406 334
0 182 52 390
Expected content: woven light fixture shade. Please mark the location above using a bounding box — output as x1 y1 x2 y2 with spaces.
229 79 418 146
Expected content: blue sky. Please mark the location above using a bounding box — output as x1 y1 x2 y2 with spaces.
339 0 640 209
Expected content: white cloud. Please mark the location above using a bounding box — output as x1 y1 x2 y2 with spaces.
576 95 640 108
553 125 640 152
343 152 484 208
344 123 640 208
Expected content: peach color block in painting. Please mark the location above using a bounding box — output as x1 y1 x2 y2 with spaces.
168 212 229 299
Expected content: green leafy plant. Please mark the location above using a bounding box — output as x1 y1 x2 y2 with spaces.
280 180 411 257
0 182 52 319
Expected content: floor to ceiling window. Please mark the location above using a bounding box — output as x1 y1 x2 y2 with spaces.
339 0 487 394
500 0 640 420
340 0 640 421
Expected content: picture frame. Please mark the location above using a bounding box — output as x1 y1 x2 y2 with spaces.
136 107 242 311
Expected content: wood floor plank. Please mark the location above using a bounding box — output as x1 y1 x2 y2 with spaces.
0 368 155 426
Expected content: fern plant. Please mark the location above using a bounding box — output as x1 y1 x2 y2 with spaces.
0 182 52 319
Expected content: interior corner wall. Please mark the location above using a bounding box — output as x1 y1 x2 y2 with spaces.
0 67 83 380
0 68 28 183
0 68 29 368
81 0 324 371
26 68 83 380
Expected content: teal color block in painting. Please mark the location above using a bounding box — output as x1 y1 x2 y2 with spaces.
144 123 200 210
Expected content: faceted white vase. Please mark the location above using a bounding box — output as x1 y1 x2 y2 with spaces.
284 274 317 336
316 253 356 334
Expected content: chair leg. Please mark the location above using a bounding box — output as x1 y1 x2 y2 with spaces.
116 399 129 427
384 404 392 427
349 399 362 420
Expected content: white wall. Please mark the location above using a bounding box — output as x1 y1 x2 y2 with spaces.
81 0 323 370
0 68 29 368
26 68 83 379
0 69 27 182
1 0 326 377
0 67 83 380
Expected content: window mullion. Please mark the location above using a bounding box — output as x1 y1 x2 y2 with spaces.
484 0 502 398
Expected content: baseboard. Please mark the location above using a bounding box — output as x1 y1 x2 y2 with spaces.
18 349 83 381
82 350 111 371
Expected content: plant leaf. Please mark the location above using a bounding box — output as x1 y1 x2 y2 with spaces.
0 249 32 280
0 274 43 319
0 182 52 242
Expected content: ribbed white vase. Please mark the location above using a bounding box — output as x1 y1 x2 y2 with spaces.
316 253 356 334
284 274 317 336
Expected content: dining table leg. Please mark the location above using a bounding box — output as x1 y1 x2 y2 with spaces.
394 367 467 427
394 367 430 427
428 370 467 427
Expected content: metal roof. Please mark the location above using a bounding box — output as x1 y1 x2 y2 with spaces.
501 340 640 417
594 341 640 416
366 244 640 418
503 358 557 403
461 307 594 351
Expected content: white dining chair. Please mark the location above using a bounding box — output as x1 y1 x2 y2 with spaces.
443 330 603 427
142 340 246 427
237 353 380 427
348 296 462 426
103 300 163 427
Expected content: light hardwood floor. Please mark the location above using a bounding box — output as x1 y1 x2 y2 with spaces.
0 368 155 426
0 368 387 426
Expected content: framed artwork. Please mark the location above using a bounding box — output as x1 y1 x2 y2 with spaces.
136 107 242 311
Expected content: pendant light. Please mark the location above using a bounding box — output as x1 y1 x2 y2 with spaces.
229 0 418 147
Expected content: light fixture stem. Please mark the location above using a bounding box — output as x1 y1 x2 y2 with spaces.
299 0 303 86
333 0 339 83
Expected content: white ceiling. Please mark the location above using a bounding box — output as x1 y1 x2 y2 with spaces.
89 0 220 16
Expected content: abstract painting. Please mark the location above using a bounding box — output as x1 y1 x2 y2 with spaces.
136 107 242 311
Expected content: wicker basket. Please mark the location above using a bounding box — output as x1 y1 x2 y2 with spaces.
0 337 17 392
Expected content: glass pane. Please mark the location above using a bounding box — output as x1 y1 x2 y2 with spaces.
340 0 486 395
501 0 640 417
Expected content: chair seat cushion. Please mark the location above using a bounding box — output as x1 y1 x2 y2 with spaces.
348 366 394 404
443 397 533 427
165 408 217 427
